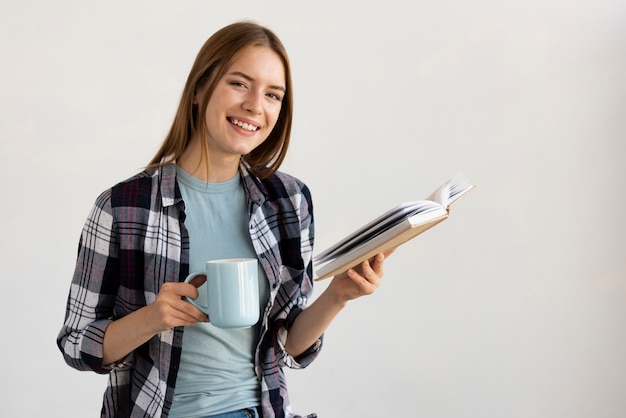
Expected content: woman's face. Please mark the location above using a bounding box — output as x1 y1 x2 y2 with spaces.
197 46 286 163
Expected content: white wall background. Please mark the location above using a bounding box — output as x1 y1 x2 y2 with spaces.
1 1 625 417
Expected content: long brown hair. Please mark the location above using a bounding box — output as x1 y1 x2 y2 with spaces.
148 21 293 179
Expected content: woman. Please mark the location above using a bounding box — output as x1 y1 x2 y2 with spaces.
58 21 389 418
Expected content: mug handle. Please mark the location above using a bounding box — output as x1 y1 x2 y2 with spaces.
184 272 209 313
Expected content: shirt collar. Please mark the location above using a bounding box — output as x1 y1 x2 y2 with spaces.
158 163 180 207
239 162 268 206
158 162 268 207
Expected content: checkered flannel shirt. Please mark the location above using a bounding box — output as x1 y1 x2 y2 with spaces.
57 163 321 418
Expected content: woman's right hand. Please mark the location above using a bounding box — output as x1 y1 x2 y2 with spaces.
102 280 208 366
147 281 210 333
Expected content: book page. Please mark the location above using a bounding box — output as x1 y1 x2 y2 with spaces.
314 209 448 279
425 174 474 208
314 200 442 264
313 174 475 279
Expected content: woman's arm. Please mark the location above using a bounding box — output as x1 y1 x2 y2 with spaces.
58 189 209 369
284 251 392 357
102 281 209 365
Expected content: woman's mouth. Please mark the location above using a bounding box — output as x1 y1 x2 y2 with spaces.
229 118 259 132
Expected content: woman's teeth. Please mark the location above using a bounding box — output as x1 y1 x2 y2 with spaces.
230 118 258 132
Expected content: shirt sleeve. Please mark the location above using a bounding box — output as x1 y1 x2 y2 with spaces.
56 189 128 374
271 183 322 370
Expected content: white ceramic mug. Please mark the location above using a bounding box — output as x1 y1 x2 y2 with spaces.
184 258 260 328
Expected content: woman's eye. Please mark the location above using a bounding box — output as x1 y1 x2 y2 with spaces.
267 92 282 101
230 81 247 88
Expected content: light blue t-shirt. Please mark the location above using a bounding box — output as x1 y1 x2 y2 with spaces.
169 166 269 418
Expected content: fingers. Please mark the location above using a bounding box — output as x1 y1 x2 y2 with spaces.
170 301 209 326
361 252 386 280
151 300 206 331
161 281 200 300
152 282 209 331
383 247 397 258
173 296 209 322
347 254 384 286
329 251 391 303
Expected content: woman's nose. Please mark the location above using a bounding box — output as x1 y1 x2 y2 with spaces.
243 90 263 114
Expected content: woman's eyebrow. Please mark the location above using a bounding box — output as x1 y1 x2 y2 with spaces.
228 70 286 92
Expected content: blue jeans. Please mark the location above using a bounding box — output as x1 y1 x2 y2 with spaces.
205 407 260 418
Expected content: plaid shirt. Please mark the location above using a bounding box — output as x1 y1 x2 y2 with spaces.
57 163 321 418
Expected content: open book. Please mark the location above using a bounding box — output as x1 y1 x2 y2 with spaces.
313 175 475 280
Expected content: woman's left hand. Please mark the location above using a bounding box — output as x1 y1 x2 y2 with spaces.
285 248 395 357
328 249 395 303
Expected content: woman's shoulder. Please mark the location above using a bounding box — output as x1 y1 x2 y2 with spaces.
260 170 312 199
269 169 306 187
111 167 156 190
96 166 163 209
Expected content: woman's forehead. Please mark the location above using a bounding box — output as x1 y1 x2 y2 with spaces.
225 46 286 86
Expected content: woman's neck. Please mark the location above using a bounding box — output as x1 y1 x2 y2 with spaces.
177 138 240 182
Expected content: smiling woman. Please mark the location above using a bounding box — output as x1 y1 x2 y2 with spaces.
56 20 391 418
148 22 295 181
177 45 286 182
